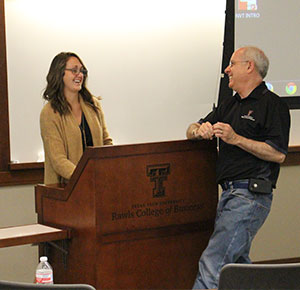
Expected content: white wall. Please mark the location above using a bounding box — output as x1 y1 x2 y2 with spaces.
289 111 300 146
5 0 226 163
0 166 299 283
0 185 38 282
251 165 300 261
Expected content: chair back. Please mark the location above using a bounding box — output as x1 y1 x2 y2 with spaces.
0 280 95 290
218 263 300 289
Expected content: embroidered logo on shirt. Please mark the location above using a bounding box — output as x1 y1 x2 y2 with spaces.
241 110 255 121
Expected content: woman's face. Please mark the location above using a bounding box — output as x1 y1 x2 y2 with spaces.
63 56 85 95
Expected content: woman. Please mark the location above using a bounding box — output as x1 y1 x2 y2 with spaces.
40 52 113 184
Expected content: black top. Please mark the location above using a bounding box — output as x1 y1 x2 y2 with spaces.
79 113 93 151
199 82 290 187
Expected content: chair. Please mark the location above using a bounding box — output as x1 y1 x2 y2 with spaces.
0 280 95 290
218 263 300 289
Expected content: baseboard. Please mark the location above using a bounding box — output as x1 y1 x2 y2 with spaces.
254 257 300 264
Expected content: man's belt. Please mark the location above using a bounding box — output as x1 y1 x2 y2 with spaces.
221 179 249 191
221 178 272 194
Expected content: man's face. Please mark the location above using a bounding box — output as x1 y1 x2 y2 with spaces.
224 49 249 92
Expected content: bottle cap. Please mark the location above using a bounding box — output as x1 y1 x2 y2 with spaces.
40 256 48 262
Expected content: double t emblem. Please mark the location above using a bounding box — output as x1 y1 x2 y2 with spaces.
146 164 170 198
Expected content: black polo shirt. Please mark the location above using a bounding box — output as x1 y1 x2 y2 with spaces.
199 82 290 187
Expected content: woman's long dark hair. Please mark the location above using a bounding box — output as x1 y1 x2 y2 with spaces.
43 52 98 115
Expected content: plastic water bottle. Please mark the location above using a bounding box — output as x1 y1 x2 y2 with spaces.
35 256 53 284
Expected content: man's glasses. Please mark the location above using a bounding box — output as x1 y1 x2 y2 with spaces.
65 67 88 76
228 60 249 68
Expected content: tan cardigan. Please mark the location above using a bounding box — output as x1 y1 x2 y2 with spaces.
40 96 113 184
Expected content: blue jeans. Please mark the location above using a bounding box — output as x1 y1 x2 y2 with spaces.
192 181 273 289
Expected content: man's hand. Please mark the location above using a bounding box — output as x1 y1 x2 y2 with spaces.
197 122 214 140
212 122 285 163
212 122 240 144
186 122 214 140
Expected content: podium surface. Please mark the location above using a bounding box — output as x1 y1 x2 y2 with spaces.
35 139 218 289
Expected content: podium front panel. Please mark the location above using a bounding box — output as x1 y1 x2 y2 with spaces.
36 140 218 289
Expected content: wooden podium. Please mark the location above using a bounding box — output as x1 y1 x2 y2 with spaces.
35 139 218 289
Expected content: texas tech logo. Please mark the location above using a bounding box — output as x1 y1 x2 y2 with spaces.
146 164 170 198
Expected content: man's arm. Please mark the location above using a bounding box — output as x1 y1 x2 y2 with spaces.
233 135 285 163
186 122 214 140
213 122 286 163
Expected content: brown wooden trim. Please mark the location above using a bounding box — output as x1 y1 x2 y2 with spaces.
0 169 44 186
9 162 44 171
1 144 300 186
287 146 300 152
5 145 300 172
0 0 10 171
282 146 300 166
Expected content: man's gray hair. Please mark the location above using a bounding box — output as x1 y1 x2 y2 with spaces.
243 46 269 79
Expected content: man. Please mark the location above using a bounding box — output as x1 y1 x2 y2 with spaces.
186 46 290 289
